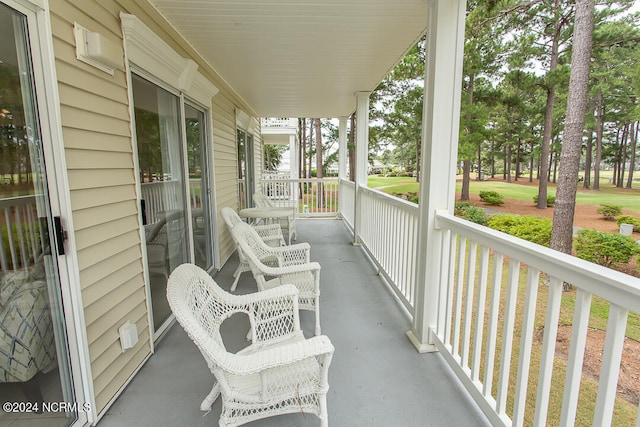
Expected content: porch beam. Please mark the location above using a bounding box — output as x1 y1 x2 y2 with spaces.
407 0 466 352
353 92 370 245
338 116 348 219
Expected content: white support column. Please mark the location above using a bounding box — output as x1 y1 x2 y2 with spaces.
338 116 348 219
289 133 299 202
406 0 466 353
338 117 348 179
289 134 298 179
353 92 370 245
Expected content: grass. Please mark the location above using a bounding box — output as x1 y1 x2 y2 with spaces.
451 248 639 426
368 175 640 214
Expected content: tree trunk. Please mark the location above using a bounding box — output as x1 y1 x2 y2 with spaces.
301 118 307 178
583 130 593 188
506 143 512 183
551 0 594 290
315 119 325 208
503 144 507 180
538 0 562 209
461 159 471 201
617 123 628 188
490 141 496 178
593 92 604 190
626 122 638 189
529 141 534 183
477 144 482 181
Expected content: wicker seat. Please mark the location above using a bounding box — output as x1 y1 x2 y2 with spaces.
167 264 334 427
230 221 322 336
220 207 285 291
253 192 296 243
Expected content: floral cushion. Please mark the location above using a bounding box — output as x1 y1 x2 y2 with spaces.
0 271 56 383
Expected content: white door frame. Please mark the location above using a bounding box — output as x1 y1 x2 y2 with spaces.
3 0 94 424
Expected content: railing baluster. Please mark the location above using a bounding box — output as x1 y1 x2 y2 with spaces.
560 288 592 426
461 241 477 370
534 276 563 425
496 259 521 416
471 246 490 383
443 231 457 345
593 303 629 426
513 267 540 426
452 236 467 357
483 251 504 398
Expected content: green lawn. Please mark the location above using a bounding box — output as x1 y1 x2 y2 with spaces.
368 175 640 215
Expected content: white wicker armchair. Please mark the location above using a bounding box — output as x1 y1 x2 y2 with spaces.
253 192 296 243
167 264 334 427
220 207 285 291
230 221 322 336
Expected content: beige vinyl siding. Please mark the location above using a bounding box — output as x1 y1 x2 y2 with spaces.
213 93 245 264
50 0 149 415
50 0 261 414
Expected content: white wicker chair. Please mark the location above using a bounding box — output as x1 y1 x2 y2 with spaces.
253 192 297 243
167 264 334 427
220 207 285 291
230 221 322 336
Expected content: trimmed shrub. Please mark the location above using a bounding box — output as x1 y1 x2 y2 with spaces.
454 202 486 225
615 215 640 232
574 229 640 268
479 190 504 206
486 214 552 246
597 204 623 221
533 194 555 207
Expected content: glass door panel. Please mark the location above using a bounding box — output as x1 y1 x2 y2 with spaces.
237 129 255 209
0 3 76 425
184 104 213 271
132 75 189 333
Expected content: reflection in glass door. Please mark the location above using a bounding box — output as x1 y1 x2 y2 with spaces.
185 104 213 271
237 129 255 209
0 3 76 426
132 75 189 333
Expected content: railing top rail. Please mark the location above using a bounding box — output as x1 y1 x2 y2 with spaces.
360 185 418 214
436 211 640 311
0 194 37 208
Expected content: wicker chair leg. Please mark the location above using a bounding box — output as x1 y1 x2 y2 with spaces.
319 393 328 427
230 268 242 292
200 382 220 411
314 311 321 336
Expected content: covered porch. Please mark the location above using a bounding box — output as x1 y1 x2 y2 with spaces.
98 219 490 426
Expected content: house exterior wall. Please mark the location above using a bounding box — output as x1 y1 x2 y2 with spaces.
48 0 258 417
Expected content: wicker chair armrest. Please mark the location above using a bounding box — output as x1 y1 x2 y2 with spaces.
231 283 299 307
268 243 311 265
261 235 286 247
219 336 334 375
253 224 284 238
259 261 320 277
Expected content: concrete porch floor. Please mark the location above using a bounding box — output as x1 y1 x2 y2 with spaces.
98 219 490 427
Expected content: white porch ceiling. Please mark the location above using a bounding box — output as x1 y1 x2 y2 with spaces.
149 0 428 118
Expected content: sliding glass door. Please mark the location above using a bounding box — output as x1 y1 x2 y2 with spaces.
0 2 78 425
132 75 189 334
185 104 213 271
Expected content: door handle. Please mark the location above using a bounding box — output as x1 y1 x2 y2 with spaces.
53 216 67 255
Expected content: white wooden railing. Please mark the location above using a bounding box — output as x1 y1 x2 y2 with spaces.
140 180 202 224
432 213 640 427
358 186 418 311
0 195 44 272
260 175 640 425
260 177 339 217
340 179 355 225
